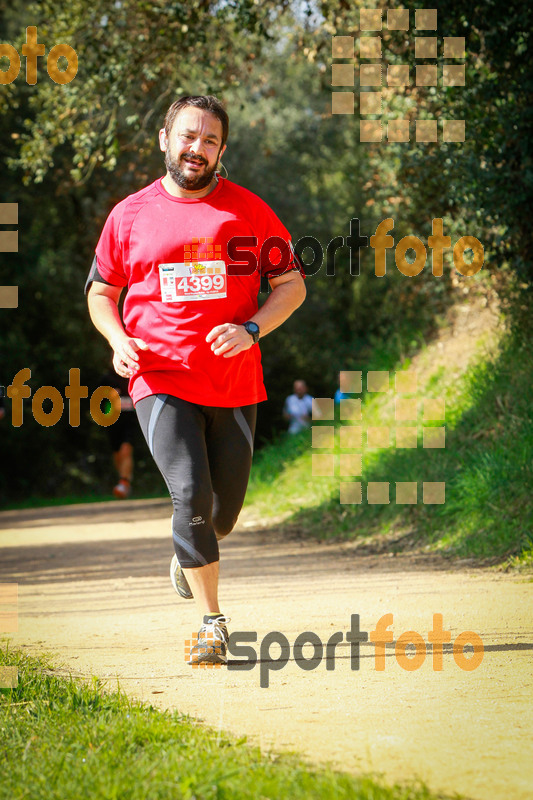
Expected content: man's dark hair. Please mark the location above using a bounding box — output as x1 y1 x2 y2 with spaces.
164 95 229 146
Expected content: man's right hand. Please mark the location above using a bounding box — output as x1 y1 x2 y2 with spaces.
88 284 149 378
111 337 149 378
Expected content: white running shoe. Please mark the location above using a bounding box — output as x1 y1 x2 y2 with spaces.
170 554 193 599
188 616 231 666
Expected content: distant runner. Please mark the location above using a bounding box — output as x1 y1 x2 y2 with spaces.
86 95 306 665
283 379 313 434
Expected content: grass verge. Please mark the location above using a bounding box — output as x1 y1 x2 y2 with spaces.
245 322 533 567
0 647 457 800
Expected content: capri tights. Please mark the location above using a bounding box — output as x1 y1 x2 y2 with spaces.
135 394 256 568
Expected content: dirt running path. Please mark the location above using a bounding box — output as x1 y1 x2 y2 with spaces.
1 499 532 800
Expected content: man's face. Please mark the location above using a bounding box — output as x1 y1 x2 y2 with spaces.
160 107 226 191
294 381 307 398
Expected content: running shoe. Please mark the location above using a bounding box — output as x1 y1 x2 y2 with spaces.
188 615 231 666
113 478 131 499
170 553 193 599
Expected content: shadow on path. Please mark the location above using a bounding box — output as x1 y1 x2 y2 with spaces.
0 498 172 530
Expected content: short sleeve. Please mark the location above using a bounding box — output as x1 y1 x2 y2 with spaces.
94 203 129 287
84 255 112 295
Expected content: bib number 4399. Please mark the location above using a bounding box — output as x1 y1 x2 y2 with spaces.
159 260 227 302
177 274 225 295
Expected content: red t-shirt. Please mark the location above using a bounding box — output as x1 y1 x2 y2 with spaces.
95 177 301 407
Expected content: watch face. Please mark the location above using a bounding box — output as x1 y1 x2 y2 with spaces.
245 322 260 342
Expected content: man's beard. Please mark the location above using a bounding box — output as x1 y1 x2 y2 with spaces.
164 149 219 191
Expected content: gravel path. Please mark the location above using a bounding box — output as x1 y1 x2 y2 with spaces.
1 498 532 800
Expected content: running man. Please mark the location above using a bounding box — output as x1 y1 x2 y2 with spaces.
86 95 306 665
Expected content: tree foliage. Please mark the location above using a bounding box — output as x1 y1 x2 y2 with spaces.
6 0 286 184
1 0 531 503
315 0 533 279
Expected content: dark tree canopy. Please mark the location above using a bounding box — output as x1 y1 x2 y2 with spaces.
1 0 531 503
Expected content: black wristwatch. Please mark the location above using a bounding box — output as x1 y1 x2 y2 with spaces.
243 320 260 344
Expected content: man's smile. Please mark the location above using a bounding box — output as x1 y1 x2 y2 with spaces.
182 155 207 169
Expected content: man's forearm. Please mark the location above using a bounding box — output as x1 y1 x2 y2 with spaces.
88 287 149 376
251 276 306 338
197 272 306 358
88 292 128 349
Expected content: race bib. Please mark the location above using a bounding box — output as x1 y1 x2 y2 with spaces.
158 261 227 302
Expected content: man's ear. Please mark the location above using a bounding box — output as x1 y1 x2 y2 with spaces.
216 143 227 169
159 128 168 152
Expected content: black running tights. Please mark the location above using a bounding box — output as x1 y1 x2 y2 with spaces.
135 394 256 568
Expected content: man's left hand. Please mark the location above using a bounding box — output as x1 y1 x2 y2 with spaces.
206 323 254 358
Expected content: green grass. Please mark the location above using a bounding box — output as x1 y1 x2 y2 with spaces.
245 323 533 567
0 647 456 800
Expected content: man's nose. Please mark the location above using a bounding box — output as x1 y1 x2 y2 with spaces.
188 137 205 156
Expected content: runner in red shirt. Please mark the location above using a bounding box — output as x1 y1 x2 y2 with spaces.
87 95 306 665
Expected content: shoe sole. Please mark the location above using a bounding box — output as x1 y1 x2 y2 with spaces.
188 650 227 666
170 554 193 599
